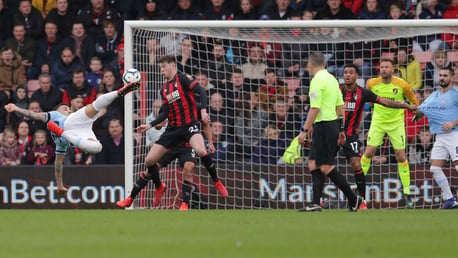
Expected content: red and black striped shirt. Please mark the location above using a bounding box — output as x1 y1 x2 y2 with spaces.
340 85 379 137
161 74 199 127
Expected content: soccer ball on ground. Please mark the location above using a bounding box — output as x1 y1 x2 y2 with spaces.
122 68 142 84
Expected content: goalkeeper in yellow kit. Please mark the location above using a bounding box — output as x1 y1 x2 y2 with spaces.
361 58 419 207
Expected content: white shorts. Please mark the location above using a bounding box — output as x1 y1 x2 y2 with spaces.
431 131 458 161
63 106 98 140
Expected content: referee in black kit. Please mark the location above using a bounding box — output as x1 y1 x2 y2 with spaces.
298 52 362 212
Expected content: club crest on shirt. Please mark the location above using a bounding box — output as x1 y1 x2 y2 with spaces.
393 89 398 95
440 99 446 105
354 94 358 100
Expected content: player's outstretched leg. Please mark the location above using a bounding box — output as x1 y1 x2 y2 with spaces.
48 121 103 154
47 120 63 136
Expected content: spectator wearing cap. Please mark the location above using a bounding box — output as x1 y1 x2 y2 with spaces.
30 73 63 112
137 0 168 20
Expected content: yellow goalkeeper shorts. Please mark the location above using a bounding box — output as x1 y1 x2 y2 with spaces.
367 122 406 150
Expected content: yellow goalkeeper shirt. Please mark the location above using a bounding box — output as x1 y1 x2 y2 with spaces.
366 76 418 124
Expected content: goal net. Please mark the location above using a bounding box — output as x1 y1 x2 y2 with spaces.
124 20 458 210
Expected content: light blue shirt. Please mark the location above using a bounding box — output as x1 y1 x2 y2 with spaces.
419 87 458 135
46 111 69 154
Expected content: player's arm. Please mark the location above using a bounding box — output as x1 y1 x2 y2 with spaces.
192 84 210 124
137 103 169 133
441 119 458 132
4 103 47 122
376 98 417 112
202 121 215 153
402 82 419 106
54 154 65 188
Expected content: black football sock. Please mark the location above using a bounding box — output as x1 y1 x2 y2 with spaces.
201 154 218 182
327 168 356 203
311 169 325 205
130 174 149 199
354 169 366 198
181 180 193 205
147 164 162 188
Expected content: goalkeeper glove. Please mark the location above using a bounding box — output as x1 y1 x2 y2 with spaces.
411 112 423 122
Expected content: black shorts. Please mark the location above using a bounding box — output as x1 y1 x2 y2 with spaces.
309 120 339 166
155 122 201 149
341 134 362 160
158 144 197 168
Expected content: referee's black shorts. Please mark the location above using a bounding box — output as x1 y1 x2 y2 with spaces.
309 120 339 166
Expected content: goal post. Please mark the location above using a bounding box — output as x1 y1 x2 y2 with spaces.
124 19 458 210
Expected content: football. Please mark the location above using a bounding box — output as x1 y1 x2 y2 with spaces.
122 68 142 84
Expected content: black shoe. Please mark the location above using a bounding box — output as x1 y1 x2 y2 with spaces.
349 195 363 212
298 204 322 212
118 82 140 97
405 194 414 209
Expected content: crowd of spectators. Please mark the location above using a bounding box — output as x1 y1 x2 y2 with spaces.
1 0 457 167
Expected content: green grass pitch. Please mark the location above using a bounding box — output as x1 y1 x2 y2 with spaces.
0 209 456 258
